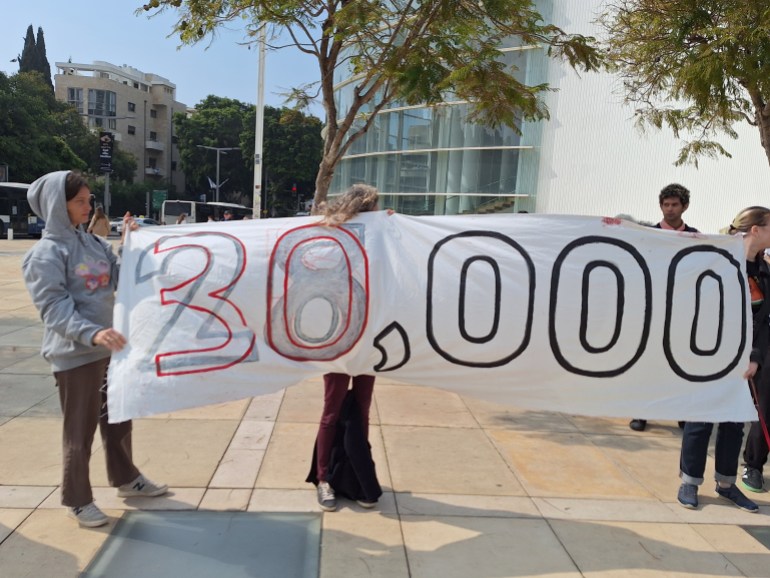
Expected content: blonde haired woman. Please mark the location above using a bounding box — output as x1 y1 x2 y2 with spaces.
87 205 110 238
310 184 381 512
678 206 770 512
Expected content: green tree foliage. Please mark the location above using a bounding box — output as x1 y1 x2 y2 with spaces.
174 96 322 215
35 27 54 92
18 25 53 91
174 96 251 202
601 1 770 168
0 71 137 183
18 26 36 74
140 0 600 207
242 107 323 216
0 71 85 181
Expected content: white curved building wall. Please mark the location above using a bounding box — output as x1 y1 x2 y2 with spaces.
537 1 770 233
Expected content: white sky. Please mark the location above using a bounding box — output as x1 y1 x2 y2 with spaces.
1 1 323 116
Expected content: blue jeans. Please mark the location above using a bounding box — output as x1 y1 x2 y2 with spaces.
679 421 744 485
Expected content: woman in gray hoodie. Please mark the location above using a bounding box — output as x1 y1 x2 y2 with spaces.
22 170 167 528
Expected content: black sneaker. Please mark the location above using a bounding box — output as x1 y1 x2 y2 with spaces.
629 419 647 431
741 466 765 493
677 483 698 509
317 481 336 512
716 483 759 513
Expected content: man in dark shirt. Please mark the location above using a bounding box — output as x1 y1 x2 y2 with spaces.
630 183 698 432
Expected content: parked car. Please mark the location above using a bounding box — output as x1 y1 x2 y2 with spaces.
114 217 160 235
109 218 123 235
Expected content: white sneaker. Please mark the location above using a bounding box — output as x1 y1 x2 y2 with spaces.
316 481 337 512
117 474 168 498
68 502 108 528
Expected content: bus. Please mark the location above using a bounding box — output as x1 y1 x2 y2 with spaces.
0 182 45 238
160 200 253 225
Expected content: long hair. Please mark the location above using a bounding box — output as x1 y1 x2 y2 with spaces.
318 184 379 226
727 206 770 235
93 206 106 220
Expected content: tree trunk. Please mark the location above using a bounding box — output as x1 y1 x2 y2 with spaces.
759 109 770 169
312 154 337 213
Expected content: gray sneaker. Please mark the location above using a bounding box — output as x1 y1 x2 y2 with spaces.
117 474 168 498
68 502 108 528
677 483 698 509
317 481 337 512
741 466 765 493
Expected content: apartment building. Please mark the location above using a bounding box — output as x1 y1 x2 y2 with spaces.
54 61 186 191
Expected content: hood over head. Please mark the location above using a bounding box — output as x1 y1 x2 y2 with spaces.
27 171 76 237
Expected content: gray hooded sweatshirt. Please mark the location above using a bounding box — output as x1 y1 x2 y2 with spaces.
22 171 119 372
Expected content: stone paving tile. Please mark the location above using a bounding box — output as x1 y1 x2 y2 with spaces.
568 414 684 437
0 346 42 372
1 353 50 374
462 397 580 433
663 498 770 525
382 425 526 495
243 389 284 421
248 488 319 512
0 485 56 508
228 419 274 450
0 373 57 417
693 524 770 577
585 432 687 502
18 392 62 417
0 508 114 577
248 487 399 515
551 519 745 576
38 487 205 512
145 398 250 420
209 448 264 488
395 492 540 518
533 497 680 522
401 515 581 578
199 488 252 511
375 384 478 428
487 429 653 499
321 510 409 578
0 417 62 485
89 418 239 488
255 422 317 490
0 508 32 542
0 326 45 347
277 380 327 423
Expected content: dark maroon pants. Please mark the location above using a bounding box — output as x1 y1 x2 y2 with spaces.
315 373 375 481
55 357 140 507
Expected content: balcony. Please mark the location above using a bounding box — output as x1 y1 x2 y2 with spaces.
145 140 165 152
145 167 165 177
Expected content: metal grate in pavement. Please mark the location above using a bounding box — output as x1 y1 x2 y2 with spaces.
742 525 770 551
83 511 321 577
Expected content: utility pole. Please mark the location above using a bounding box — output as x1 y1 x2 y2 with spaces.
253 24 267 218
197 145 239 203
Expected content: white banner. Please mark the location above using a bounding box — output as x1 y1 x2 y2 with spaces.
108 212 757 423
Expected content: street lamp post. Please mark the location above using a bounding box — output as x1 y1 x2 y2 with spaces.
197 145 239 203
253 25 267 218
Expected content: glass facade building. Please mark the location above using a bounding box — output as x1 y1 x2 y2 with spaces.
329 34 550 215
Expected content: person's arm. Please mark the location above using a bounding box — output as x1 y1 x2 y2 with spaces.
23 252 104 347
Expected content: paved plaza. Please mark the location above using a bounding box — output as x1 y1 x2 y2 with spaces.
1 238 770 576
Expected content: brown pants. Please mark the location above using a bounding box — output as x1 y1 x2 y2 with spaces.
55 357 139 508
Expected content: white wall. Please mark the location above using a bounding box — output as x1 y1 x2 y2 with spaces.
536 1 770 233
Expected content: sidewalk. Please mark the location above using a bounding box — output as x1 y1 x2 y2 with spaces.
1 238 769 577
